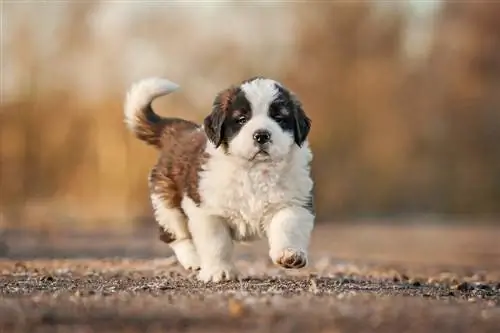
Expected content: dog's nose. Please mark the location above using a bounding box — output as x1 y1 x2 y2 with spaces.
253 130 271 145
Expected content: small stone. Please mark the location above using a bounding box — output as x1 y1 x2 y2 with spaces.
471 273 487 282
309 279 319 294
427 278 437 284
228 299 245 317
158 284 170 290
474 283 491 291
42 275 55 282
14 262 27 270
481 309 491 319
340 278 354 284
455 282 472 292
487 300 497 307
410 280 421 287
438 272 457 282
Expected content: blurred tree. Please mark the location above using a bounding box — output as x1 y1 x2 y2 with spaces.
1 1 500 229
284 3 408 219
418 2 500 215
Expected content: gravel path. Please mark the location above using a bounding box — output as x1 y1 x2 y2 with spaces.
1 224 500 332
1 256 500 333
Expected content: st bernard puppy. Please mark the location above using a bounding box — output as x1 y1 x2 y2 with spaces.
124 76 314 282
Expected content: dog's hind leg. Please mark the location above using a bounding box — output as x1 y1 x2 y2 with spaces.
150 193 200 271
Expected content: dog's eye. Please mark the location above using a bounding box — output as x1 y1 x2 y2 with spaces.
237 116 247 125
274 116 287 124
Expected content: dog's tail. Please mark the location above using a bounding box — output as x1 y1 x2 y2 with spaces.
124 77 183 148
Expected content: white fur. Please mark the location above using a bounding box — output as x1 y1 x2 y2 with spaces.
181 78 314 282
267 206 314 265
124 77 179 130
131 77 315 283
170 239 200 271
151 193 190 239
151 193 200 270
201 144 313 228
182 196 237 282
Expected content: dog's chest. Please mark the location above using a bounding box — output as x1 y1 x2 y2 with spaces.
200 163 288 237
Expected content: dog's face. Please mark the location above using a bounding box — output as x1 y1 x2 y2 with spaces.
204 77 311 161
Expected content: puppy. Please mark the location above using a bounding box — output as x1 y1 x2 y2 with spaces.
124 76 314 282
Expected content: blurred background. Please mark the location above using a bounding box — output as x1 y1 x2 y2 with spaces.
1 1 500 261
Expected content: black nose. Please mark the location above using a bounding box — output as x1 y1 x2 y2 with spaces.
253 130 271 145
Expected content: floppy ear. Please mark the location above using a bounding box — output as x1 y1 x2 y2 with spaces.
204 88 233 148
291 96 311 147
203 104 226 148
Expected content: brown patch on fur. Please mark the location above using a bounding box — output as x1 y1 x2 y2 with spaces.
214 86 239 118
204 86 245 150
149 127 207 206
130 92 210 244
148 123 209 243
132 102 198 149
158 226 176 243
157 129 208 205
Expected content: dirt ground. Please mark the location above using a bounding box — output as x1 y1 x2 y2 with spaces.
1 223 500 333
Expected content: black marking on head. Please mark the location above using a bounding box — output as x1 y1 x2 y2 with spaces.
223 90 253 147
272 84 311 147
204 86 252 149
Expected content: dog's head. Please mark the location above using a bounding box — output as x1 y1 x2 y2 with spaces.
203 77 311 161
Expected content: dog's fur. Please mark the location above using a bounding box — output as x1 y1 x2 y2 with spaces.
124 76 315 282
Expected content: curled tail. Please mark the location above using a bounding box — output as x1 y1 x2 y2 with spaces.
124 77 180 148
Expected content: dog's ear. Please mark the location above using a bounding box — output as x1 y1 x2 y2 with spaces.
204 88 235 148
291 95 311 147
204 104 226 148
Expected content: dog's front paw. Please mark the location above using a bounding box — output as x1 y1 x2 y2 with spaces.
177 250 201 271
198 263 238 283
171 239 201 271
271 248 308 269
